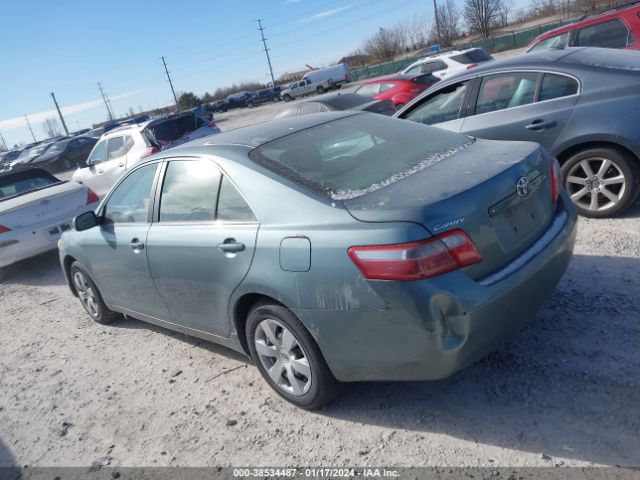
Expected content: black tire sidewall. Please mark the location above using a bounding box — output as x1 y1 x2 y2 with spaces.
246 303 338 410
561 147 640 218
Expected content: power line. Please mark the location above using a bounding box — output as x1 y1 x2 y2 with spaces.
50 92 69 136
24 115 36 142
97 82 115 121
161 56 180 112
256 19 276 87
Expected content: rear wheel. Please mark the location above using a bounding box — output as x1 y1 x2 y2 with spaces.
316 86 326 94
246 302 340 410
70 262 121 324
562 147 640 217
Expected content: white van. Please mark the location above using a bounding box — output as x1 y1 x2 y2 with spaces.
281 63 350 101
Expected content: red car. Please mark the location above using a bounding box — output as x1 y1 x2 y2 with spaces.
354 73 440 109
527 2 640 52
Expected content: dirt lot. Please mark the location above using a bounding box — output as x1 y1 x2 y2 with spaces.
1 63 639 468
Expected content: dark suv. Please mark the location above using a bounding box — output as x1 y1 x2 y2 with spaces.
247 87 283 107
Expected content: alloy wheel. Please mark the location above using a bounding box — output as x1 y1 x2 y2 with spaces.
73 271 100 318
254 318 312 396
565 157 626 213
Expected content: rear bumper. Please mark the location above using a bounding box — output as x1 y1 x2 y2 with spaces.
301 195 577 382
0 203 98 268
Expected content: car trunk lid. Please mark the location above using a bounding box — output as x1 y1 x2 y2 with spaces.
342 139 556 279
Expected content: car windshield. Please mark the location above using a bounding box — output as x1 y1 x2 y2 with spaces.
0 169 59 200
251 114 472 200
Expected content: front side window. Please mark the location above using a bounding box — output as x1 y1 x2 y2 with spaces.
576 19 632 49
539 73 579 102
107 137 126 160
87 140 107 165
475 72 538 115
403 81 470 125
104 164 157 224
299 103 323 115
217 176 256 222
159 160 220 222
405 65 422 75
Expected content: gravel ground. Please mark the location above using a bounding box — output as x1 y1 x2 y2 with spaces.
1 50 639 467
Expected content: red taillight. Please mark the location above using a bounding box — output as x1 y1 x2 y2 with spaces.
550 157 562 203
86 189 100 205
208 122 218 129
348 229 482 281
466 63 478 69
142 146 160 158
0 225 11 234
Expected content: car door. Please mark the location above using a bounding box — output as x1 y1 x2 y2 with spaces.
79 139 109 195
99 136 131 192
145 159 258 337
82 162 170 321
460 71 580 150
397 79 473 132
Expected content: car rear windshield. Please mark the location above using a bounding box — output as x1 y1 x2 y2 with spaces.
450 49 492 64
250 114 472 200
145 114 198 144
0 169 59 201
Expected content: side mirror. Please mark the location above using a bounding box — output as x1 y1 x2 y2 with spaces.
75 211 99 231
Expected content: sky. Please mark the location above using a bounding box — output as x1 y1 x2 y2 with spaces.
0 0 529 148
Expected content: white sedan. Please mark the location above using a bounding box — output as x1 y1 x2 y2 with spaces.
0 168 99 268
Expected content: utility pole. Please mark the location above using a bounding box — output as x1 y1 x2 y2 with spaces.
97 82 115 121
256 19 276 87
50 92 69 135
0 132 7 151
24 115 37 142
161 56 180 112
433 0 442 48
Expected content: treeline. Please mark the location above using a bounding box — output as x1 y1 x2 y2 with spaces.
352 0 632 62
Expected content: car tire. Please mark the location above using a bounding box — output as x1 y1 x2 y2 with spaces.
283 95 292 102
70 262 121 325
316 86 326 94
246 301 341 410
561 147 640 217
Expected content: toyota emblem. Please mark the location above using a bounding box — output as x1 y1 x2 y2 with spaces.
516 177 530 197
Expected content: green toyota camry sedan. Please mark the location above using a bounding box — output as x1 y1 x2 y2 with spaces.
59 112 577 409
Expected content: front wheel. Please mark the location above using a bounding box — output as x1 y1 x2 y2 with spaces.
282 95 292 102
246 302 340 410
70 262 121 324
316 86 326 94
561 147 640 217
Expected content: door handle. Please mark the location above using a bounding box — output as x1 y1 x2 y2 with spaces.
118 162 125 167
97 168 104 174
217 239 245 253
129 238 145 251
525 119 557 131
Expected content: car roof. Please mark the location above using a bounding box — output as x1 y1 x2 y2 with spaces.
364 74 421 84
160 111 360 152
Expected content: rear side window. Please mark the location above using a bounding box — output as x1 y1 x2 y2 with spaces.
217 176 256 221
475 72 538 115
251 114 472 199
450 49 493 64
539 74 579 102
125 135 135 151
107 137 126 160
159 160 221 222
403 81 470 125
299 103 323 115
421 61 447 73
104 164 157 224
575 19 633 48
529 32 569 51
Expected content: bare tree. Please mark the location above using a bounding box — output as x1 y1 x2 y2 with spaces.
463 0 501 38
497 0 513 27
573 0 598 13
404 15 431 50
434 0 462 46
42 118 61 138
533 0 557 16
360 27 406 62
